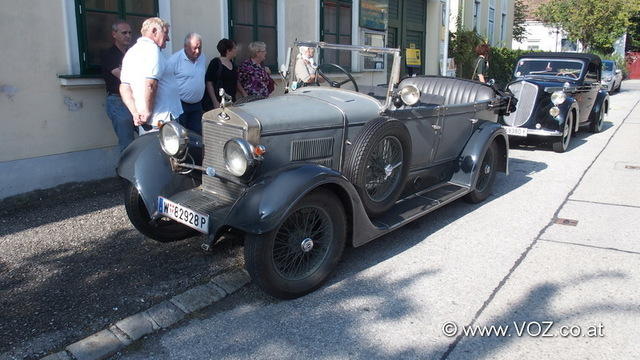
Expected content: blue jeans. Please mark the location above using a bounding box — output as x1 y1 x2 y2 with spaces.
106 94 135 152
178 101 203 135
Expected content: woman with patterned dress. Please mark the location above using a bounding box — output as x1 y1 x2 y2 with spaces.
238 41 275 98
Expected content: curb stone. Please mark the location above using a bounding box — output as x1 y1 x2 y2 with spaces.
41 269 251 360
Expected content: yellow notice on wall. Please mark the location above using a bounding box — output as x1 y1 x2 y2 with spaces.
406 48 421 67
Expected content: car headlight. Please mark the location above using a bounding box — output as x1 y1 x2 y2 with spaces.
604 76 613 81
224 138 257 177
549 106 560 117
159 122 189 158
551 91 566 105
398 84 421 106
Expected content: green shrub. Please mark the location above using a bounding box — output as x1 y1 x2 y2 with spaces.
487 48 531 89
448 29 484 79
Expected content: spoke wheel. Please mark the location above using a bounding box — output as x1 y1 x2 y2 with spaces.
244 190 346 299
364 136 403 202
343 118 411 217
124 182 196 242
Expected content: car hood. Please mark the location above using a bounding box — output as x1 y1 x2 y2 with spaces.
229 88 382 135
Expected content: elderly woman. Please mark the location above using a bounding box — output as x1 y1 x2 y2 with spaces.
294 46 322 86
238 41 275 97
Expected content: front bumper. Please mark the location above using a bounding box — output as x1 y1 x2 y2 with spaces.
502 126 562 137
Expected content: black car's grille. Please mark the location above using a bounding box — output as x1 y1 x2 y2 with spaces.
503 81 538 126
201 120 245 205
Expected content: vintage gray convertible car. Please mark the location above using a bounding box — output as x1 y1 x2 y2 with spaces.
118 42 514 298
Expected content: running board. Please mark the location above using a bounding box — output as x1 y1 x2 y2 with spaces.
372 183 470 231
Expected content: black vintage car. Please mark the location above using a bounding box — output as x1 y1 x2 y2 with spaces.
501 52 609 152
118 42 515 298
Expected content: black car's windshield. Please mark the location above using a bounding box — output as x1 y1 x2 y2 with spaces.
602 61 614 72
514 59 584 79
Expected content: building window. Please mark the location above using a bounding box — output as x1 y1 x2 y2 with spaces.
75 0 158 75
488 6 495 44
229 0 278 71
473 0 481 31
321 0 353 69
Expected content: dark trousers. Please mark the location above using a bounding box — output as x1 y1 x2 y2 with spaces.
178 101 203 135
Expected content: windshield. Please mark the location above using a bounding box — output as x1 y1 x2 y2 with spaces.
514 59 584 79
602 61 614 72
284 42 400 105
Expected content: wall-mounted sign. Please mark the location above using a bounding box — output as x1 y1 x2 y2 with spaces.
406 47 421 67
359 0 388 31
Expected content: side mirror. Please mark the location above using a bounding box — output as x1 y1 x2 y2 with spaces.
279 63 288 76
615 69 622 74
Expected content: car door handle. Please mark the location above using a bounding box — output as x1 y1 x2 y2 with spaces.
432 124 442 130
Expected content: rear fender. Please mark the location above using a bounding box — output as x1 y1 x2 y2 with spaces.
451 121 508 188
117 133 200 215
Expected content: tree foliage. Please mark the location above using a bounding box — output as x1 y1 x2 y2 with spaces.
536 0 640 53
512 0 528 42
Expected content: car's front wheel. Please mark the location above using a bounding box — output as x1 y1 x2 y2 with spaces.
124 183 196 242
244 189 346 299
552 113 573 153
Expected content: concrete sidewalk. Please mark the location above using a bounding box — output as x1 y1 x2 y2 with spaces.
449 86 640 359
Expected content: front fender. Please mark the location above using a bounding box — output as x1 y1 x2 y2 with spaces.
451 121 508 188
225 164 360 235
117 133 199 215
557 97 579 132
590 90 609 120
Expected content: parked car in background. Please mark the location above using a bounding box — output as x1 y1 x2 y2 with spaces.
500 52 609 152
118 41 515 299
601 60 623 93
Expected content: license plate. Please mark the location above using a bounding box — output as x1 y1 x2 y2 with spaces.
157 197 209 234
503 126 527 137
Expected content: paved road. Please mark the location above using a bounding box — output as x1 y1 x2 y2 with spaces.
112 81 640 359
0 185 244 359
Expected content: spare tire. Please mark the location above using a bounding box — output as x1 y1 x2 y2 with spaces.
343 118 411 217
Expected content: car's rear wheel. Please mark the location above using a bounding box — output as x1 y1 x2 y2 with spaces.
244 189 346 299
465 142 498 203
552 113 573 153
124 182 196 242
344 119 411 217
590 106 605 133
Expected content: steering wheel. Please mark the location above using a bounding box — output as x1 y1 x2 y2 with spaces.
316 63 359 92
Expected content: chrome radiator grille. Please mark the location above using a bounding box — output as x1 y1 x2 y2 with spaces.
503 81 538 126
201 120 245 205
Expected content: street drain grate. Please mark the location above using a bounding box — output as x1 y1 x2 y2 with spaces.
624 165 640 170
554 218 578 226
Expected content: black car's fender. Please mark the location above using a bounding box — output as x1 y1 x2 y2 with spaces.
117 133 201 216
556 97 580 133
451 121 509 188
588 90 609 124
225 164 364 236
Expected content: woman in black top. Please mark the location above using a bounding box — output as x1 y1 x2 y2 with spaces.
204 39 247 110
472 43 490 83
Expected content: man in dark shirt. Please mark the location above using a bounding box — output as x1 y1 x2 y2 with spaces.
101 20 134 152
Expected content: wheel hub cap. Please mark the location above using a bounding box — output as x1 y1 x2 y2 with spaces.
300 238 314 253
484 164 491 174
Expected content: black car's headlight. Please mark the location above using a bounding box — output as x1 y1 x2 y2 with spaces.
551 91 566 105
159 122 189 159
224 138 259 177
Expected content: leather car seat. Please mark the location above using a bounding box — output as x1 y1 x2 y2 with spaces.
399 76 495 105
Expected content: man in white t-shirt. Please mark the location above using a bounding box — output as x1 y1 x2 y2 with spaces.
120 17 182 134
169 32 206 134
